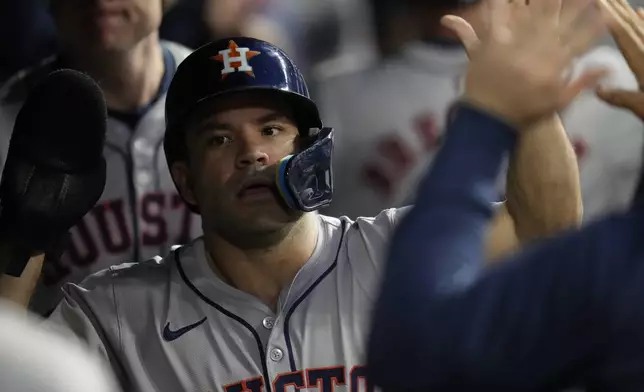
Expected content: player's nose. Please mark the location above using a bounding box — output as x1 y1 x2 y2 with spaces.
235 139 269 169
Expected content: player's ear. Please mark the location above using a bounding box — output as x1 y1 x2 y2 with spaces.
171 161 198 206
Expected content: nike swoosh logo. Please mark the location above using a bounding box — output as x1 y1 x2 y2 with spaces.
162 317 207 342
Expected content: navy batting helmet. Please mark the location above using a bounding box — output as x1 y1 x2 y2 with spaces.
164 37 333 213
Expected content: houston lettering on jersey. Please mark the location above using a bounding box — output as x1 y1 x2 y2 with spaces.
361 111 442 199
42 190 195 287
224 366 372 392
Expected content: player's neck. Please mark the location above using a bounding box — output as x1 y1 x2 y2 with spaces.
65 33 165 112
204 213 320 312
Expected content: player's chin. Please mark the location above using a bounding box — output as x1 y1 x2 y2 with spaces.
88 30 138 53
231 189 301 223
239 206 300 228
235 187 295 213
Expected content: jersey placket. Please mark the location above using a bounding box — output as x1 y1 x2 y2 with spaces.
264 220 347 385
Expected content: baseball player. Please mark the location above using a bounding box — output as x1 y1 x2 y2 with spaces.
0 28 582 391
0 0 202 314
370 0 644 389
316 0 642 222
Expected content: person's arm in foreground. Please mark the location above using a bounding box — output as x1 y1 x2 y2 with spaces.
0 249 44 308
367 0 625 389
370 102 644 391
486 113 582 260
596 0 644 211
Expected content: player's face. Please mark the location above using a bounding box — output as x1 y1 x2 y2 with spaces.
174 91 304 247
52 0 163 54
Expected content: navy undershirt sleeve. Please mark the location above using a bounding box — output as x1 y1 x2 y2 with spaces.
367 104 644 391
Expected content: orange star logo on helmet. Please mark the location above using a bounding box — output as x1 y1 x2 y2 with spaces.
211 40 261 80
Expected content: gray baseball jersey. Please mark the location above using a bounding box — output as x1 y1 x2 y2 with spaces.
0 41 203 315
316 42 641 222
48 210 403 392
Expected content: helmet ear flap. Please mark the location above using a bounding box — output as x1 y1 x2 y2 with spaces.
276 127 335 212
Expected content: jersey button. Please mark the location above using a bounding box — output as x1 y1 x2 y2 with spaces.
262 317 275 330
136 172 151 187
133 139 148 153
269 348 283 362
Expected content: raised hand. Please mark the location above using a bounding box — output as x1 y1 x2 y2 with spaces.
596 0 644 118
442 0 608 129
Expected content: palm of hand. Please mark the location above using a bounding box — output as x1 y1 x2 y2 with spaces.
444 0 607 128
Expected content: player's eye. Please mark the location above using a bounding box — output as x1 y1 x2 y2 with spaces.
261 125 282 137
207 135 232 146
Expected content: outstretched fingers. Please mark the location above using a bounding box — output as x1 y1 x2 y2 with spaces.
560 68 609 107
441 15 480 56
612 0 644 41
558 0 606 60
599 0 644 84
637 6 644 20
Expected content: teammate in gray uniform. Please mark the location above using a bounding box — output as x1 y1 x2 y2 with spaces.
4 35 583 392
316 0 638 223
0 0 200 315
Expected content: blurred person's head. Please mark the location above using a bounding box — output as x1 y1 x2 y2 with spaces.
0 300 121 392
369 0 418 56
395 0 487 43
401 0 566 43
49 0 178 110
50 0 168 55
203 0 267 39
369 0 487 56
